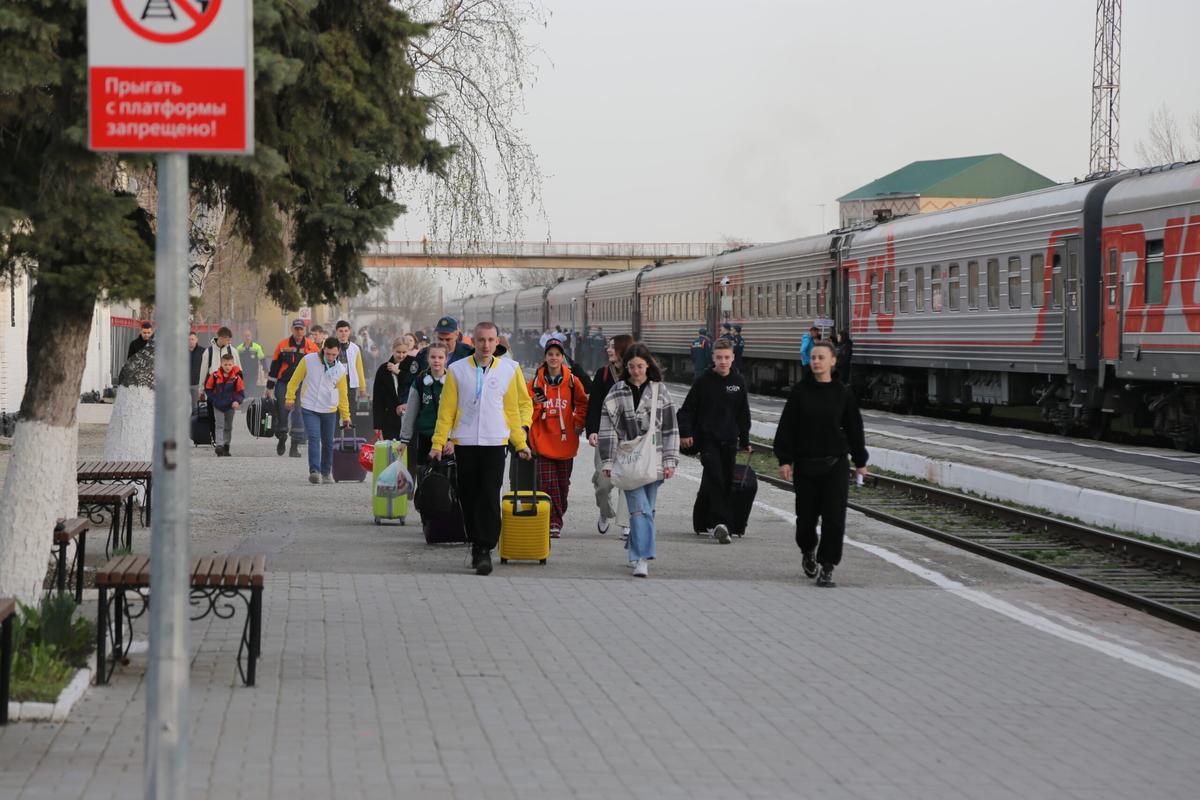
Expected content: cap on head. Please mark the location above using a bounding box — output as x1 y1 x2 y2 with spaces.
734 324 742 332
698 327 707 335
544 340 565 355
435 316 458 334
291 319 306 330
722 322 732 330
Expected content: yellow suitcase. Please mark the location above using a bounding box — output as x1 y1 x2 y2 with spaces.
499 489 551 564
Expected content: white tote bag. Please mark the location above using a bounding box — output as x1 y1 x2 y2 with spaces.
610 382 660 491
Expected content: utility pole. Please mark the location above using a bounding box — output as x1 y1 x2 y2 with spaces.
1089 0 1122 175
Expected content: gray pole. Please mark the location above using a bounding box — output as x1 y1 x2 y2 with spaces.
146 152 191 798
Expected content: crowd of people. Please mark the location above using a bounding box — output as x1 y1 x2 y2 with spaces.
142 310 869 586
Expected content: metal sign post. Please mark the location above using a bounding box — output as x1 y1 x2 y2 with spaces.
146 151 191 797
87 4 254 797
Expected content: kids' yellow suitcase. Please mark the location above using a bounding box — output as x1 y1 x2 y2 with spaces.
500 457 551 564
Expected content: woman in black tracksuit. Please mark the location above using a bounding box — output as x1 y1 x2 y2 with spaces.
773 340 868 587
373 335 420 440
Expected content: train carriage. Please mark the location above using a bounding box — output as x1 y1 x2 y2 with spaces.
1100 162 1200 447
463 294 495 331
637 258 716 376
491 288 521 342
717 236 838 387
585 269 643 347
546 276 595 365
515 286 550 364
844 177 1122 417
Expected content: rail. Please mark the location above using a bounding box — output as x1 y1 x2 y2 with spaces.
745 443 1200 631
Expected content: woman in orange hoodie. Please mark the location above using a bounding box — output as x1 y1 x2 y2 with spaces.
528 339 590 537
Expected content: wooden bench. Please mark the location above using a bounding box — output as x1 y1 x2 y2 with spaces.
95 554 265 686
77 483 137 559
77 460 153 525
51 518 91 603
1 598 14 725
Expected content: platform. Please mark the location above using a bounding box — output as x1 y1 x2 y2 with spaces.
2 428 1199 798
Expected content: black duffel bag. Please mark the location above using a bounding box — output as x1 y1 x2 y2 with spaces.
415 456 461 520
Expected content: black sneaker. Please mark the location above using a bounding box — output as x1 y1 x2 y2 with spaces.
475 547 493 576
289 440 302 458
801 550 818 579
816 564 836 588
276 438 286 456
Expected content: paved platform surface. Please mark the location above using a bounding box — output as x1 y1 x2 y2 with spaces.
666 381 1200 513
2 426 1200 799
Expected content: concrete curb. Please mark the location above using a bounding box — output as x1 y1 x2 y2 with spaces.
6 656 93 723
749 420 1200 546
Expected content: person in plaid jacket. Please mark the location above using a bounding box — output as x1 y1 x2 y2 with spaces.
527 340 590 538
598 344 680 578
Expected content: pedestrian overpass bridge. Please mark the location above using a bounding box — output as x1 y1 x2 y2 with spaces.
362 240 737 271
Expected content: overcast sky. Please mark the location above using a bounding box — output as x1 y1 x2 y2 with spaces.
394 0 1199 251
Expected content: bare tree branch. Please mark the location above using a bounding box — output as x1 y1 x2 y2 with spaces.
1135 103 1200 166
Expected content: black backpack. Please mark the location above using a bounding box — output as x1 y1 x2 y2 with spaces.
415 457 460 520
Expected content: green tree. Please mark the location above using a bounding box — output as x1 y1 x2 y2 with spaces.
0 0 449 601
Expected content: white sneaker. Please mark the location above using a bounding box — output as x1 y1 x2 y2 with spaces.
632 559 648 578
619 526 629 543
714 524 731 544
597 514 610 534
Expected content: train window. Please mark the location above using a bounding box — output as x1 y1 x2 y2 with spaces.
884 270 894 313
948 264 961 311
931 265 943 311
869 274 877 313
967 261 979 310
1028 254 1043 307
915 267 925 311
1106 249 1119 306
784 283 793 317
986 259 999 309
777 283 784 316
1051 254 1063 308
1145 240 1164 304
898 269 909 311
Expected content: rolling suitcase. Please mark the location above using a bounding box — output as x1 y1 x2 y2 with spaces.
415 457 468 544
729 454 757 537
372 440 408 525
332 426 368 482
499 454 551 564
245 396 276 438
354 394 373 434
190 400 214 447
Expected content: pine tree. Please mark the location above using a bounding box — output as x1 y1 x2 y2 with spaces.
0 0 449 601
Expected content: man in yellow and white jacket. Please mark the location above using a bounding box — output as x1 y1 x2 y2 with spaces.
286 339 352 485
430 321 532 575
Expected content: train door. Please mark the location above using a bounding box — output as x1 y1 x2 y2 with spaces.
1062 238 1083 363
1101 245 1121 362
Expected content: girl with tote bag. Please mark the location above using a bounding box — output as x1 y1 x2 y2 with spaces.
598 344 680 578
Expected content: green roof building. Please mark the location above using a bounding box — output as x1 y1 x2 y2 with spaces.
837 154 1056 227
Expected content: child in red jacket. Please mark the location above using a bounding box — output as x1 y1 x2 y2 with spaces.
528 340 589 537
204 353 246 456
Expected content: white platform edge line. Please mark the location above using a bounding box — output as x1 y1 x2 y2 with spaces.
674 465 1200 692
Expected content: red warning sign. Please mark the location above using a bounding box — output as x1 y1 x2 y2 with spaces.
87 0 253 154
113 0 223 44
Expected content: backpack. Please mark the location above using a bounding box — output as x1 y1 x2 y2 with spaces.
415 457 460 520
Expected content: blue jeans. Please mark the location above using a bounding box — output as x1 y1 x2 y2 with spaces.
623 480 661 561
301 409 336 475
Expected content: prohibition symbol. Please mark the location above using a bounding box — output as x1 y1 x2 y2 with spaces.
112 0 223 44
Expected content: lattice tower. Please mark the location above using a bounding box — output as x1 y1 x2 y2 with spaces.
1089 0 1122 174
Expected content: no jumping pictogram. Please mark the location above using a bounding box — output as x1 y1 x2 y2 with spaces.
113 0 222 43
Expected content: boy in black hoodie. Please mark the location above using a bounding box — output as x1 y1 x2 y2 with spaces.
678 339 751 544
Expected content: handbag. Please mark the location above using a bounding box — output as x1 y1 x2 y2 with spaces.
359 431 382 470
609 382 661 491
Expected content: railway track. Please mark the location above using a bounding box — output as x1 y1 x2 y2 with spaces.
746 443 1200 631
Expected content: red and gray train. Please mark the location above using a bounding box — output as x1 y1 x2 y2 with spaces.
446 162 1200 450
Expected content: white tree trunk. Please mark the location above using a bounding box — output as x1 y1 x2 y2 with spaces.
101 386 155 504
0 420 78 604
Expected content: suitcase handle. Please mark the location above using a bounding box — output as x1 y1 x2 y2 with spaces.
510 495 541 517
737 449 754 489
